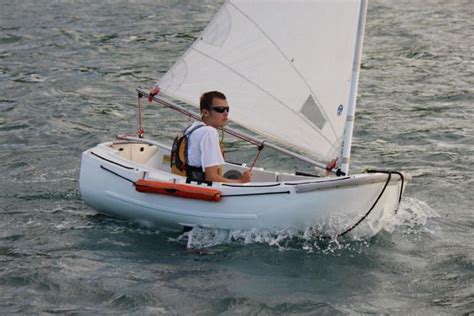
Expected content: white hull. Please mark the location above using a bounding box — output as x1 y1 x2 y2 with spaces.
79 139 410 237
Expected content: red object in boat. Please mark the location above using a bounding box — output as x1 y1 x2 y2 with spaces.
134 179 222 202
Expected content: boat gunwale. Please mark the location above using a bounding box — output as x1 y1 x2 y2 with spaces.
85 141 410 193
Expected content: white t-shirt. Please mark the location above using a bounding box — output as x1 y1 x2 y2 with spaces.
186 122 225 171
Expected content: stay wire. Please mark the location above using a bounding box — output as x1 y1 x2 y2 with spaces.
117 92 145 139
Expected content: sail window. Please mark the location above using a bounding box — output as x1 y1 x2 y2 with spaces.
300 95 326 130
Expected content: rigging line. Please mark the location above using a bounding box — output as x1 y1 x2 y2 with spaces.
249 142 264 171
191 47 335 150
366 169 405 212
228 1 339 140
338 172 392 237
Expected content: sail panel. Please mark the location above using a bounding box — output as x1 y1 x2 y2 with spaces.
159 0 363 162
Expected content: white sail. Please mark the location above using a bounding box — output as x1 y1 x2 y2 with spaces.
158 0 366 165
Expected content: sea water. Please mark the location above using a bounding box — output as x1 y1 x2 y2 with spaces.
0 0 472 314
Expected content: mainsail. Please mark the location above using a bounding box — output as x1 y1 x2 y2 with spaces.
158 0 367 172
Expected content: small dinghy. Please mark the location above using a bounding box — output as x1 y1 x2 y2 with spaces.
80 0 410 237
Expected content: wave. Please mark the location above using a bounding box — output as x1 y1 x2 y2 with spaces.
173 197 438 252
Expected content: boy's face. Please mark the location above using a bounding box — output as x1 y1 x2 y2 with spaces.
203 97 229 128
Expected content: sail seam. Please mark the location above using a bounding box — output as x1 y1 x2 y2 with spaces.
228 1 339 140
191 47 335 151
157 1 232 91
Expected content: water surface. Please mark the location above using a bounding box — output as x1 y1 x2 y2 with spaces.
0 0 473 314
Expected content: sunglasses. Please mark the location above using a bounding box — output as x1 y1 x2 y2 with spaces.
211 106 230 113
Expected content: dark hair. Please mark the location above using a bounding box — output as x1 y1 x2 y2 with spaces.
200 91 226 112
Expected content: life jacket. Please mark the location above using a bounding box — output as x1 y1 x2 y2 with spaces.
170 123 206 180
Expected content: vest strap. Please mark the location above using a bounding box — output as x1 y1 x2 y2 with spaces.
186 164 205 182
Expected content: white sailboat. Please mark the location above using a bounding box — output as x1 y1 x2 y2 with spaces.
80 0 410 237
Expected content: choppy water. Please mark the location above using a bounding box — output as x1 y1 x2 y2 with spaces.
1 0 473 314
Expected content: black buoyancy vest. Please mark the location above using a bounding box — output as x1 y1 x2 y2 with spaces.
170 123 206 180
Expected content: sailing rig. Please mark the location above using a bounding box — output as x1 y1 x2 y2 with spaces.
79 0 410 238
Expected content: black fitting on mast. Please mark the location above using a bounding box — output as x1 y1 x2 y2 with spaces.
336 169 346 176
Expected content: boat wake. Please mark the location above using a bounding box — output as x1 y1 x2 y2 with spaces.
174 197 438 252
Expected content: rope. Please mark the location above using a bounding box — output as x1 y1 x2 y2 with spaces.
249 142 265 171
116 92 146 140
137 93 144 138
366 169 405 205
220 127 225 159
337 172 392 237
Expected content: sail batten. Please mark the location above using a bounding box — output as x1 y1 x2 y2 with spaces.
158 0 365 166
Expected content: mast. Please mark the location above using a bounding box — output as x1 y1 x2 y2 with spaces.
340 0 368 175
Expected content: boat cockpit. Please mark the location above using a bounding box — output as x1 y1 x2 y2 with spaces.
107 140 320 183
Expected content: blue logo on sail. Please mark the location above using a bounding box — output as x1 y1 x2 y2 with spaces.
337 104 344 116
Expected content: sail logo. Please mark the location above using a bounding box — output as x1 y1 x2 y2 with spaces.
337 104 344 116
